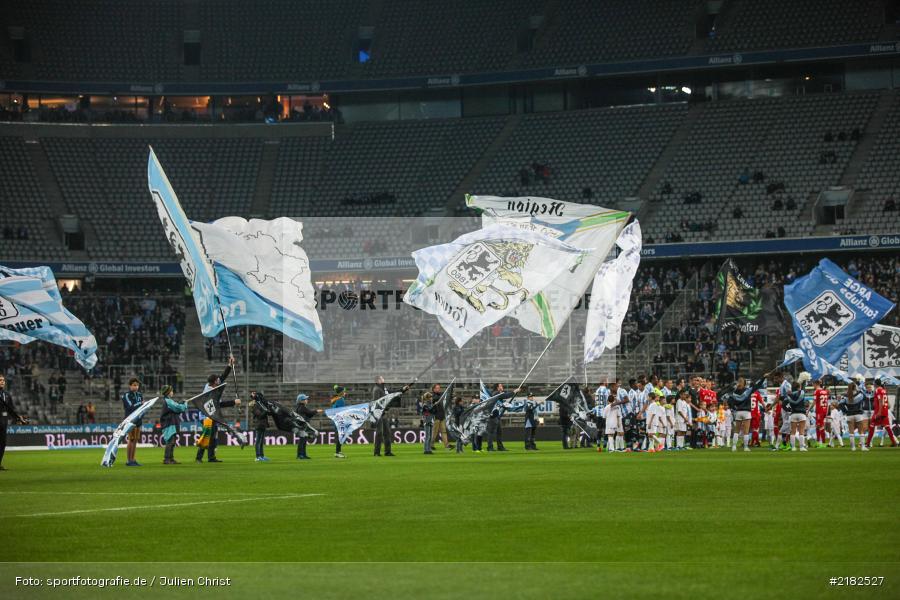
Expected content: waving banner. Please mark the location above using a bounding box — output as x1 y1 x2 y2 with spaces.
404 223 586 347
192 217 323 351
188 383 247 447
715 258 785 336
583 221 642 364
326 392 402 444
466 194 629 339
546 377 597 440
148 148 221 336
839 324 900 379
101 397 159 467
784 259 895 379
0 266 98 370
452 392 509 444
255 396 317 439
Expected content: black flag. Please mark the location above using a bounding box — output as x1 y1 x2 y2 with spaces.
715 259 784 337
546 377 598 440
190 383 248 448
256 397 318 439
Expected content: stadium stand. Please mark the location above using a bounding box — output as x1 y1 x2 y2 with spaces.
6 0 183 82
1 1 891 83
470 104 687 207
643 93 879 243
0 137 68 260
838 94 900 234
523 0 701 67
706 0 886 53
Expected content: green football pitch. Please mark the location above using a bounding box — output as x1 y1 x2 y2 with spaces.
1 443 898 599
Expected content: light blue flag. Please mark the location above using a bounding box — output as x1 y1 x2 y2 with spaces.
101 397 158 467
776 348 805 370
0 266 99 370
784 258 895 379
479 380 490 401
213 265 323 351
148 148 221 336
325 392 401 444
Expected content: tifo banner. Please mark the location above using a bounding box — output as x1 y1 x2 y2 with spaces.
784 258 895 379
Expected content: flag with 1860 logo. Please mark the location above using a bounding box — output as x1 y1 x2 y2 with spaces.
784 259 894 379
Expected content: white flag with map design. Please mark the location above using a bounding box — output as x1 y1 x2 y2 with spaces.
191 217 323 351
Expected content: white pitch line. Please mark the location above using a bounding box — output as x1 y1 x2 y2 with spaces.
14 493 324 518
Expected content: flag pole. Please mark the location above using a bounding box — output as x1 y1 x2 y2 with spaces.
406 347 455 388
516 337 554 392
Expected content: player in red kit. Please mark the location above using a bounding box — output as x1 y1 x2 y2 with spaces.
866 380 897 447
750 390 764 446
813 380 830 447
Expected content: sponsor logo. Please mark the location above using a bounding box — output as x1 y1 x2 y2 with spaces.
869 235 880 247
869 43 900 53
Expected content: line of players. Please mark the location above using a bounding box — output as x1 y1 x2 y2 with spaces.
583 373 896 453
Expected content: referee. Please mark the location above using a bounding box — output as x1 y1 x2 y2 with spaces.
0 374 28 471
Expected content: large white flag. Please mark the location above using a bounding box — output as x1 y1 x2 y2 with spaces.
583 221 642 364
466 195 629 339
404 223 586 347
191 217 323 351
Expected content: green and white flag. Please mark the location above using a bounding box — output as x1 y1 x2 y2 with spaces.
404 223 586 347
466 195 629 339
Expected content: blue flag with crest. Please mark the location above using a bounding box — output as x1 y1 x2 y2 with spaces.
784 258 894 379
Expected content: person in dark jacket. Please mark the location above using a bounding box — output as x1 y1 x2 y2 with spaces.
294 393 321 459
452 397 466 453
251 393 271 462
0 374 28 470
524 393 539 451
372 375 411 456
559 401 572 449
421 392 436 454
121 378 144 467
196 356 240 463
431 383 449 450
486 383 513 451
159 385 188 464
725 375 768 452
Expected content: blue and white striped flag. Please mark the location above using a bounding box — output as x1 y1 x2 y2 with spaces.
0 266 99 370
776 348 805 370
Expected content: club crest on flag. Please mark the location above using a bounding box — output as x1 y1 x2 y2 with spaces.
796 290 855 346
447 240 531 313
862 327 900 369
0 296 19 321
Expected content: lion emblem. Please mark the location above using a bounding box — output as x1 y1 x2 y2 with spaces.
446 240 532 313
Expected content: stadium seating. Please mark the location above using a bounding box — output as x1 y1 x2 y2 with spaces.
523 0 701 67
6 0 183 82
643 93 879 243
838 95 900 234
706 0 885 53
1 1 889 83
470 104 688 206
0 137 68 260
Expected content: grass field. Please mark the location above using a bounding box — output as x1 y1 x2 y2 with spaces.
2 442 899 599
